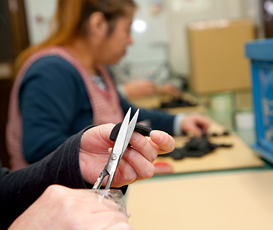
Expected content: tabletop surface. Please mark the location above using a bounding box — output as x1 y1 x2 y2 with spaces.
153 118 264 174
127 92 273 230
127 170 273 230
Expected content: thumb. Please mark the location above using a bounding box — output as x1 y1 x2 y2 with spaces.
80 124 115 151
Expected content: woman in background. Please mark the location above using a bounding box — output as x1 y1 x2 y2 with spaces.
7 0 209 170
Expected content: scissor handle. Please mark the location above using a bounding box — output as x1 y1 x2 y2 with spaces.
110 123 152 142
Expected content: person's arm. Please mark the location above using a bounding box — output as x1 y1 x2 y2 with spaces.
107 66 156 99
1 124 175 229
1 125 129 229
7 185 132 230
0 127 88 229
0 162 8 179
118 95 209 136
156 82 181 98
19 56 88 163
118 80 156 99
108 66 209 136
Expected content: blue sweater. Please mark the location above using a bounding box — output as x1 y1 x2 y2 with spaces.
19 56 175 163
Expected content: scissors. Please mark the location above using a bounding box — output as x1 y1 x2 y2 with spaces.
92 108 139 190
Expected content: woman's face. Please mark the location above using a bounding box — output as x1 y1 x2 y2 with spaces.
97 15 133 65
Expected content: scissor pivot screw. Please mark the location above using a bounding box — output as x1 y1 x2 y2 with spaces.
111 154 117 160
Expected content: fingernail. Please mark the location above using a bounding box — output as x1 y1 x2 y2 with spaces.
150 131 162 142
131 132 141 142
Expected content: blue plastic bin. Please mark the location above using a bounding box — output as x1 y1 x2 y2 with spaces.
246 38 273 163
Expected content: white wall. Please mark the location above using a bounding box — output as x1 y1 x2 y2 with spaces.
24 0 57 44
23 0 261 77
118 0 169 81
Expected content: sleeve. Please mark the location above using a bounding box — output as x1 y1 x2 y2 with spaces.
0 163 8 179
0 127 86 229
0 126 127 229
173 113 185 136
19 56 85 163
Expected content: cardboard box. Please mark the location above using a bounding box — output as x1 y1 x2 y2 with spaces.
188 18 255 94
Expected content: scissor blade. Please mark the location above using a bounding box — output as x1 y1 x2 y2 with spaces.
112 108 131 154
121 109 139 155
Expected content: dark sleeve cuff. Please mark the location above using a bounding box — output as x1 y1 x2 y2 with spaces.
0 125 129 229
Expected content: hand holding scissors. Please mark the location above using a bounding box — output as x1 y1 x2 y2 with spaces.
79 108 175 188
92 108 139 189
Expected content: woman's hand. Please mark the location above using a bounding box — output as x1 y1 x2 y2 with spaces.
79 124 175 187
156 83 181 98
181 114 209 137
123 79 156 98
8 185 134 230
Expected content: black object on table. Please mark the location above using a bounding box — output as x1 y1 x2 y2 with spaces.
160 97 197 109
159 133 232 160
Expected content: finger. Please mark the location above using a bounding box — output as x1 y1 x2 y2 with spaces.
194 115 210 127
149 131 175 154
129 132 158 162
106 222 135 230
182 115 210 136
80 124 115 152
120 148 155 181
188 124 202 137
195 118 210 134
113 156 138 186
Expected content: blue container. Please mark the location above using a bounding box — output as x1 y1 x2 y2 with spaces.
246 38 273 163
